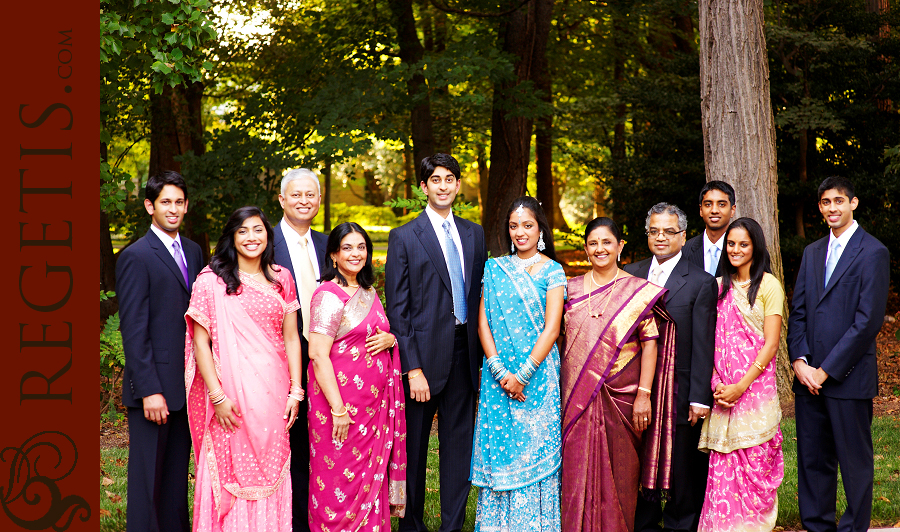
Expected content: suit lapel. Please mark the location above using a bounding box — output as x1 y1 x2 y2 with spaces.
811 237 827 304
311 230 329 272
632 259 652 280
412 212 452 294
664 257 688 302
820 229 863 301
456 216 475 295
272 224 299 285
146 230 189 293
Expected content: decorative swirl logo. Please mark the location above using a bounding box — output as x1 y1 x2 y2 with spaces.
0 431 91 530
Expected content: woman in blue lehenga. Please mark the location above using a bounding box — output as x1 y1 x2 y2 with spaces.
471 196 567 532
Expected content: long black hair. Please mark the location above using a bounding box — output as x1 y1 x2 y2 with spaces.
209 206 281 295
504 196 557 261
584 217 623 245
320 222 375 289
718 217 771 307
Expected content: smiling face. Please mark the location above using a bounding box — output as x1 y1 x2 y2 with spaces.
331 231 367 280
699 189 736 234
279 176 321 232
818 188 858 237
646 213 685 264
725 227 753 272
584 225 624 273
509 206 541 256
421 166 461 216
145 184 188 238
234 215 267 262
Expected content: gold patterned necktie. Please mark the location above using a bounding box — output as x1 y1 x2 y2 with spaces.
297 237 317 339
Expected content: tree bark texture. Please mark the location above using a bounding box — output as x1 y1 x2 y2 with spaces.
484 0 553 255
323 160 332 232
698 0 792 404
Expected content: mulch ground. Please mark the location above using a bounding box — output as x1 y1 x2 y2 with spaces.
100 253 900 448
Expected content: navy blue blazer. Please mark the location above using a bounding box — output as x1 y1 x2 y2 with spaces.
787 226 889 399
116 229 204 411
684 233 723 277
624 255 717 421
384 211 487 394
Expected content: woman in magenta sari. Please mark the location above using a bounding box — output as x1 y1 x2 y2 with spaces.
185 206 304 532
307 222 407 531
697 218 784 532
560 217 677 532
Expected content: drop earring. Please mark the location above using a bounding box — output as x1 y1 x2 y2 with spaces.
617 251 621 262
537 231 546 251
511 240 516 254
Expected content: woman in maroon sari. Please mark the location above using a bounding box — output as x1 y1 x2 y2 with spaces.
306 222 407 531
561 217 677 532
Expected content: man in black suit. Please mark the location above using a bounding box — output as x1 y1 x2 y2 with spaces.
683 181 736 277
271 168 329 532
788 176 890 532
385 153 487 532
626 202 717 532
116 171 204 532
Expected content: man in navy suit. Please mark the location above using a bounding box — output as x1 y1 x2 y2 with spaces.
271 168 328 532
788 176 890 532
116 171 204 532
683 181 736 277
385 153 487 532
626 203 717 532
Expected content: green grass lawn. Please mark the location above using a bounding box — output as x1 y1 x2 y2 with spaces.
100 416 900 532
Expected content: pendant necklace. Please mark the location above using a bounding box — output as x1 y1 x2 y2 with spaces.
587 268 619 318
510 252 542 270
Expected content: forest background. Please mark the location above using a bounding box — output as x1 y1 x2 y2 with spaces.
99 0 900 403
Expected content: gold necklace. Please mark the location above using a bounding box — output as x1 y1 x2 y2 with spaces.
587 269 619 318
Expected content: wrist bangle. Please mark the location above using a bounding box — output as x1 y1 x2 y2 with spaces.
331 407 348 417
753 361 765 372
408 370 423 380
637 386 652 394
288 393 303 401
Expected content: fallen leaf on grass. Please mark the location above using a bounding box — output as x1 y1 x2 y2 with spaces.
875 454 884 460
99 509 112 518
893 520 900 527
878 496 891 503
101 477 114 486
106 491 122 503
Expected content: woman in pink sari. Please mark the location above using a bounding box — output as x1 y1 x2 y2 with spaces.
307 222 407 531
185 206 304 532
561 217 677 532
698 217 785 532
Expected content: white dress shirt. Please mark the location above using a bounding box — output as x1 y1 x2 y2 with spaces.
280 219 321 281
826 220 858 270
149 224 187 266
702 230 725 274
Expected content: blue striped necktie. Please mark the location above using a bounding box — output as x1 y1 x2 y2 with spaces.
442 220 467 323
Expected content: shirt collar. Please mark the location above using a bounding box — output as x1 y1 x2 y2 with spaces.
425 204 455 232
280 218 312 246
649 250 682 277
149 223 180 250
703 229 724 250
828 220 858 249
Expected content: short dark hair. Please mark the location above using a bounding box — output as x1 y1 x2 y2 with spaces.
419 153 461 184
321 222 375 289
699 180 735 207
718 217 772 307
504 196 557 261
817 176 855 201
146 170 189 203
584 217 623 245
209 206 281 295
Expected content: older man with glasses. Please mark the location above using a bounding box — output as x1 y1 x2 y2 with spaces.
624 202 718 532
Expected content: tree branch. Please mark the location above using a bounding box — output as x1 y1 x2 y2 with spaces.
429 0 531 18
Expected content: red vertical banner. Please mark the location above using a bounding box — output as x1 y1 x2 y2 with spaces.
1 0 99 531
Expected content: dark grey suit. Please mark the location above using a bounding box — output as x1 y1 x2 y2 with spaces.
625 255 717 532
385 211 487 532
271 222 327 532
788 226 889 532
116 229 203 532
684 233 722 277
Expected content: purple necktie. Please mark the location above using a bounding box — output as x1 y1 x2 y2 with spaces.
173 240 189 286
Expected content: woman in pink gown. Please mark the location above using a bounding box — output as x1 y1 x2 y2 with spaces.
306 222 407 531
698 217 785 532
185 206 304 532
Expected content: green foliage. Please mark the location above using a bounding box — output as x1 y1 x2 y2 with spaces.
385 187 476 216
99 291 125 423
318 203 400 229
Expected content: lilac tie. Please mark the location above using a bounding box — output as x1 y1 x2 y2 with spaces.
173 240 189 286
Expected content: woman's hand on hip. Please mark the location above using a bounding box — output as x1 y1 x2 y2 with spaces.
632 394 652 433
366 327 395 355
214 398 242 433
283 396 301 432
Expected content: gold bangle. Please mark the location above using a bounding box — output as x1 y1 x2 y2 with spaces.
753 361 765 372
637 386 652 394
408 370 423 380
331 407 348 417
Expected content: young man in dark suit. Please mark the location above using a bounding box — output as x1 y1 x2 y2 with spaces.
625 203 717 532
683 181 736 277
271 168 328 532
385 153 488 532
788 176 890 532
116 171 204 532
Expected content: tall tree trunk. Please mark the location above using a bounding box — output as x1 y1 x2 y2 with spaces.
484 0 553 255
699 0 792 404
323 160 332 232
795 128 808 239
477 145 489 224
534 25 555 230
389 0 437 167
100 141 118 319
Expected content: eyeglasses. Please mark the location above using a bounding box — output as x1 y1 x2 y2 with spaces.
646 228 686 238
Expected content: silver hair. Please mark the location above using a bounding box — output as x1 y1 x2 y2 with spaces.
645 202 688 232
280 168 321 196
